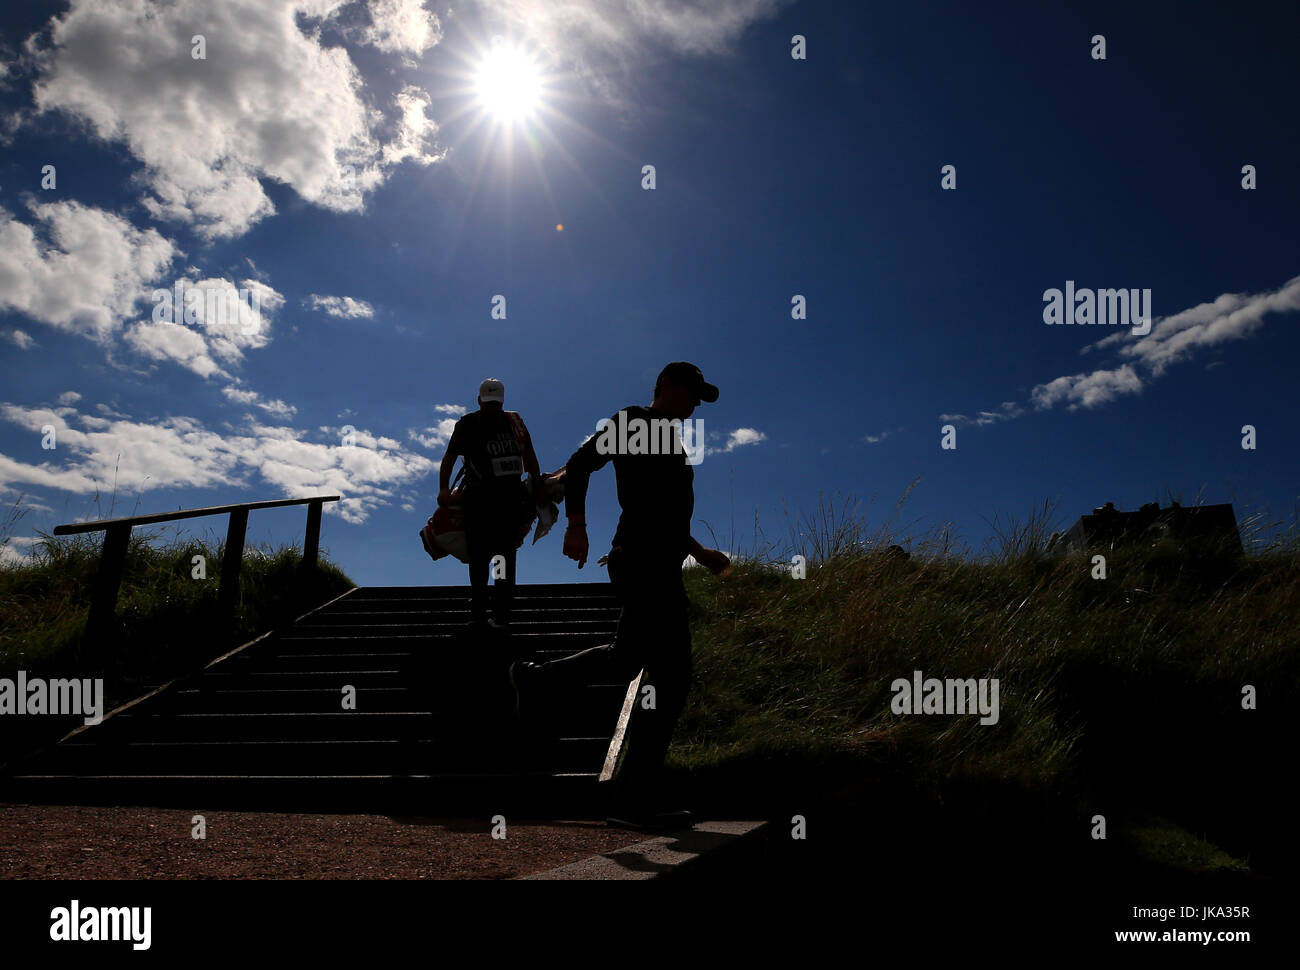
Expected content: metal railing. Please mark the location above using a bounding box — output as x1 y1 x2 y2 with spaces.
53 495 340 643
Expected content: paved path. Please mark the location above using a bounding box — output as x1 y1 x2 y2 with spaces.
1 803 650 879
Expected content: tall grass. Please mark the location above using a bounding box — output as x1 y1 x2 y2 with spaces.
679 487 1299 870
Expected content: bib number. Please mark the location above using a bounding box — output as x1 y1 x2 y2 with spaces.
491 456 523 477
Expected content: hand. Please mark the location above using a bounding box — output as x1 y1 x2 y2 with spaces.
563 524 588 568
694 547 731 575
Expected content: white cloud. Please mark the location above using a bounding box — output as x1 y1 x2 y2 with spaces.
357 0 443 56
489 0 791 60
473 0 791 104
306 293 376 319
322 425 401 450
1030 365 1142 411
124 276 283 380
863 426 903 444
3 329 37 350
0 201 177 341
56 391 81 405
940 401 1025 428
222 387 260 405
221 384 299 420
946 274 1300 426
433 403 467 415
381 84 442 167
410 417 458 449
257 399 298 420
28 0 445 241
0 401 435 525
1086 274 1300 376
124 320 223 379
0 536 39 568
708 426 766 455
0 486 54 515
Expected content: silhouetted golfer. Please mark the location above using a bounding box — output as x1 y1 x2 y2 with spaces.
439 379 542 629
510 362 730 828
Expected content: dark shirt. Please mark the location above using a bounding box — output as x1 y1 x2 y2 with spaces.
448 408 532 503
564 405 695 562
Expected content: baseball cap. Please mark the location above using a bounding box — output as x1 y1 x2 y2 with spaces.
478 378 505 403
657 361 719 403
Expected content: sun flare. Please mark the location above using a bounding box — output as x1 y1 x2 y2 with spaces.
474 42 542 122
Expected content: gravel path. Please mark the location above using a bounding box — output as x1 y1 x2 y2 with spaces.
0 803 643 880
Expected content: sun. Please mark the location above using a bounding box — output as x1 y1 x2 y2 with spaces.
474 41 543 122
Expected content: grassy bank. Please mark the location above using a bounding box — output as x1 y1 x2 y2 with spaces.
670 504 1299 875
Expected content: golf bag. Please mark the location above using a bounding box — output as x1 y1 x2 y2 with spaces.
419 472 534 565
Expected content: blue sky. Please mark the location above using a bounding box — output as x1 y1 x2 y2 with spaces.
1 0 1297 586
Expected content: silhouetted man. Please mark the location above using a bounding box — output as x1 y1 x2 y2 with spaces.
510 362 729 828
439 379 542 629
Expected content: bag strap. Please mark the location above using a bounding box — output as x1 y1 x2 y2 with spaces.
449 462 467 493
505 411 537 474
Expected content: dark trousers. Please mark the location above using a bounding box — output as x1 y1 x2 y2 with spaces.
464 498 518 621
534 547 692 802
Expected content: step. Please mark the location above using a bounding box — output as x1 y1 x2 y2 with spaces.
155 683 627 715
16 735 611 775
288 610 623 629
84 701 624 742
343 583 616 599
271 627 616 645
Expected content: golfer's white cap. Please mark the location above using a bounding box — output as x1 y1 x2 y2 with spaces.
478 378 505 403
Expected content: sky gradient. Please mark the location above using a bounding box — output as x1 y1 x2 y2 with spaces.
1 0 1297 586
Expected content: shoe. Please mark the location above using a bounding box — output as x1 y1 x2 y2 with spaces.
606 810 695 832
508 661 540 724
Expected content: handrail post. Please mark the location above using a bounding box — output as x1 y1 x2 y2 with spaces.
85 522 132 655
218 508 249 625
302 499 323 572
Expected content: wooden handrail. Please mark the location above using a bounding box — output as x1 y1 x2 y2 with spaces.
56 495 340 653
52 495 340 535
